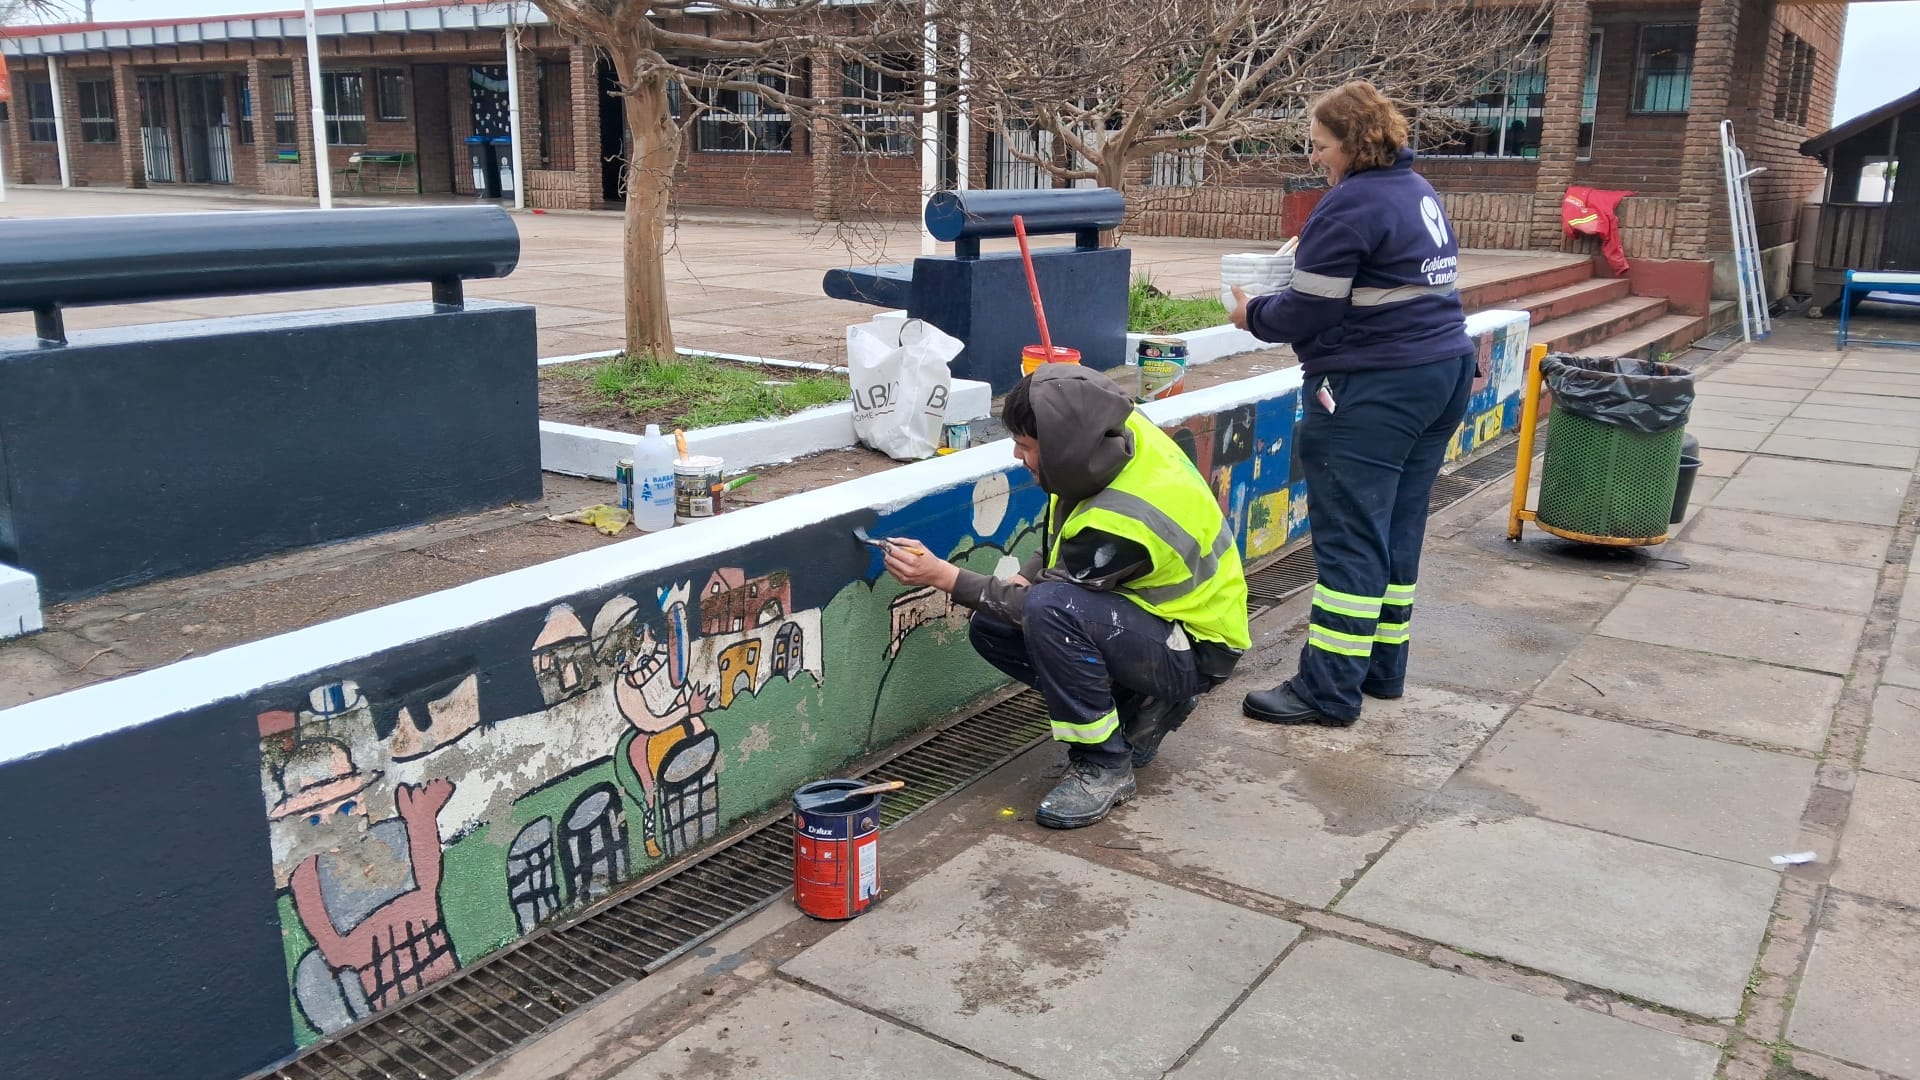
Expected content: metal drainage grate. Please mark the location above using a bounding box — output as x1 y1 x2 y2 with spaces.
255 691 1054 1080
1450 435 1525 484
260 439 1537 1080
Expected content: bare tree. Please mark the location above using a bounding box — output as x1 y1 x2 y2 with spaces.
525 1 941 358
953 0 1549 209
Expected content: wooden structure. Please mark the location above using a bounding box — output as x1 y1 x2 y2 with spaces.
1801 85 1920 316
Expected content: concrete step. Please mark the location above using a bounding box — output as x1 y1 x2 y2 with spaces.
1572 312 1711 362
1489 277 1635 326
1459 257 1594 310
1530 295 1673 355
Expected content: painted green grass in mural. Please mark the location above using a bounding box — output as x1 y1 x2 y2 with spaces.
549 353 851 429
1128 274 1229 335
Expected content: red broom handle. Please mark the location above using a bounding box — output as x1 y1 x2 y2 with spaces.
1011 214 1055 356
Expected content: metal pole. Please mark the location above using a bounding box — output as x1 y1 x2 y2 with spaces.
303 0 332 209
47 54 72 188
919 3 937 254
955 27 970 191
505 21 526 211
0 129 10 203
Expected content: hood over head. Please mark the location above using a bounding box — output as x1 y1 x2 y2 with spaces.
1024 365 1135 504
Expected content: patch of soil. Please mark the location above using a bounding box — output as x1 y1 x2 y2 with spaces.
538 360 849 437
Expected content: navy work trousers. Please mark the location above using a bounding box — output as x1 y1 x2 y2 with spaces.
1293 353 1475 720
969 582 1207 769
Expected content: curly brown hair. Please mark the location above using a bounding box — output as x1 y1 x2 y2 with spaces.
1312 80 1411 173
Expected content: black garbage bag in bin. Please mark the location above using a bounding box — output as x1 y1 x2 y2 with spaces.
1541 354 1694 434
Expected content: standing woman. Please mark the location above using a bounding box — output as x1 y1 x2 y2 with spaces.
1229 80 1475 728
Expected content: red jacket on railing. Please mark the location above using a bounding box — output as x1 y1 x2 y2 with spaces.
1562 186 1635 276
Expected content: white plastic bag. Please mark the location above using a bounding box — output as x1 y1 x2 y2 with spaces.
847 318 961 461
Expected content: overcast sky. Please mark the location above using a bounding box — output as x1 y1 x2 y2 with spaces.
45 0 1920 127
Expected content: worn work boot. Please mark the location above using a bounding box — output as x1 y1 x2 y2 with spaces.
1121 694 1200 768
1241 680 1355 728
1035 759 1137 829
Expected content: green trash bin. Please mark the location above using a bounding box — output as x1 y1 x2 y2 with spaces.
1533 354 1694 546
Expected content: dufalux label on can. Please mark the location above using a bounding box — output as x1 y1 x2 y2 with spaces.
615 458 635 510
943 422 971 451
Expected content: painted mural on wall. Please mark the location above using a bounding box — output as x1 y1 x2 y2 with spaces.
244 340 1531 1045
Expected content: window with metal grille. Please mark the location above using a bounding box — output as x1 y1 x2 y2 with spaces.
693 67 797 153
375 68 407 121
27 80 56 143
1419 36 1546 159
323 71 367 145
1577 31 1602 159
538 60 575 169
843 59 917 156
271 73 297 146
78 80 116 143
1774 32 1816 127
235 75 254 144
1633 23 1694 114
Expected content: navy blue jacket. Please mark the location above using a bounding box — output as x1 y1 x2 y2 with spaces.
1246 148 1473 376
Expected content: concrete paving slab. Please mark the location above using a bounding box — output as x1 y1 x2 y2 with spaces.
1710 456 1910 526
1788 891 1920 1079
1171 937 1721 1080
1828 770 1920 908
1695 448 1747 478
1597 585 1865 674
1447 706 1815 865
1114 744 1431 907
1677 507 1892 567
1731 350 1840 369
1774 416 1920 448
0 646 84 710
1699 383 1810 403
1899 575 1920 619
1692 394 1803 417
781 835 1299 1080
1806 390 1920 414
1791 400 1920 429
1655 542 1880 613
1534 635 1839 751
1820 377 1920 400
1336 813 1780 1018
1206 681 1516 791
1880 620 1920 690
1682 477 1726 519
1683 410 1783 433
1686 427 1769 452
1706 368 1828 390
1863 684 1920 783
1381 553 1635 698
1756 433 1920 469
611 980 1026 1080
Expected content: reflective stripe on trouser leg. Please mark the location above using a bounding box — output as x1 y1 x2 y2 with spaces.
1052 709 1121 744
1375 584 1415 645
1365 583 1415 695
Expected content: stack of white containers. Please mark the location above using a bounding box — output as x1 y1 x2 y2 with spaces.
1219 239 1299 310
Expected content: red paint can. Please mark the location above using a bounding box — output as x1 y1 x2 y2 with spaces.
792 780 884 920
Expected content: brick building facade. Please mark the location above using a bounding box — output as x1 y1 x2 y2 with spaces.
2 0 1848 280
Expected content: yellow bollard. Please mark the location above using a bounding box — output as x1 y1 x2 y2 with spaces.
1507 343 1549 542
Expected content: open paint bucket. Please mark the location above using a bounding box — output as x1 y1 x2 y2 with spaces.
674 455 725 523
792 779 885 920
1021 345 1081 377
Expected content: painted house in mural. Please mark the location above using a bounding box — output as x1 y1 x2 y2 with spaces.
1 0 1843 289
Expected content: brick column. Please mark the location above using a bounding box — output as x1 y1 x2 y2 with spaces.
245 58 276 174
111 59 146 188
1529 0 1591 249
4 63 31 184
568 42 601 209
1673 0 1739 259
808 47 842 221
290 46 321 197
513 40 543 182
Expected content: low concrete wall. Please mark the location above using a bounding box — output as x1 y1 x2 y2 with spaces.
0 309 1527 1080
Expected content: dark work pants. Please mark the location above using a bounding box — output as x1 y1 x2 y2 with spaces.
969 582 1207 769
1293 353 1475 720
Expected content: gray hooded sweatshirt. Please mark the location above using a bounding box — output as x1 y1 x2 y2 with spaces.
950 366 1155 625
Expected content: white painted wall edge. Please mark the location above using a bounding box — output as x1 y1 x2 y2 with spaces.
0 365 1306 764
537 346 845 374
0 564 44 642
541 378 994 480
1125 325 1289 368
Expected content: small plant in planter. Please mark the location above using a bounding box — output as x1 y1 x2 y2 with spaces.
1127 274 1229 335
541 352 850 432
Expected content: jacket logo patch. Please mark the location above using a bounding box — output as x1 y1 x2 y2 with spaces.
1420 196 1450 249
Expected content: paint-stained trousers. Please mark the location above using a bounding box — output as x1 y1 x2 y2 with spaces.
1293 352 1475 720
969 582 1208 769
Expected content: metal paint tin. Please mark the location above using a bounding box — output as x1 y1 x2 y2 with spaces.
615 458 635 510
792 779 885 920
943 422 971 451
674 455 725 523
1135 336 1189 402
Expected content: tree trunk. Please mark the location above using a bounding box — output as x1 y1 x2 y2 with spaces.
1096 148 1130 247
614 47 679 358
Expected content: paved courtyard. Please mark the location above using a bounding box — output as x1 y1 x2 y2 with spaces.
474 315 1920 1080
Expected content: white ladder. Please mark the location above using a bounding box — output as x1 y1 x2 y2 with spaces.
1720 121 1772 342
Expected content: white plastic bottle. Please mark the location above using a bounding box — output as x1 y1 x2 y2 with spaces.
632 424 678 532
